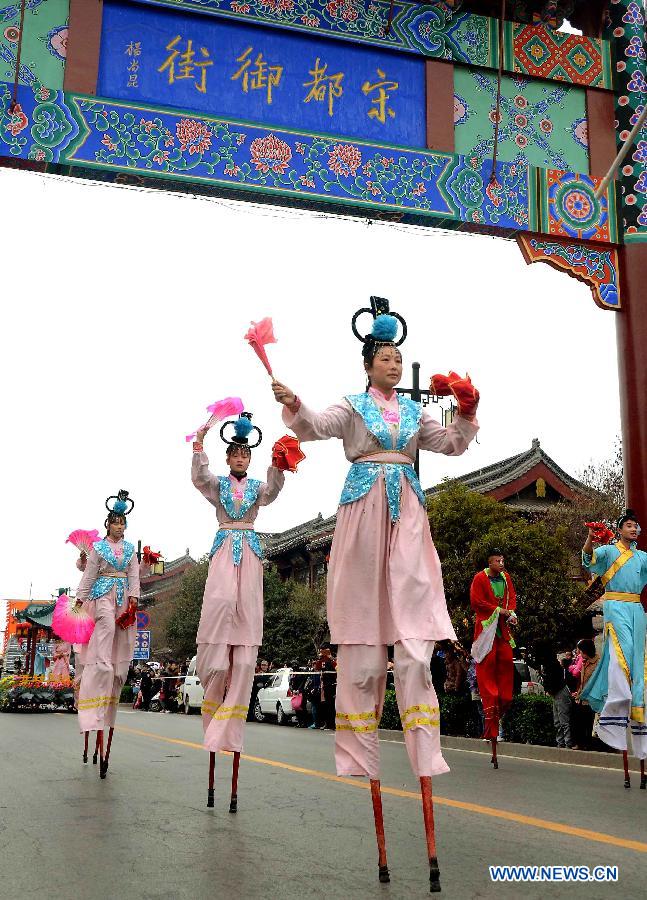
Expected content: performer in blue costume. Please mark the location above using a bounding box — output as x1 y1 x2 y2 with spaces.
581 510 647 788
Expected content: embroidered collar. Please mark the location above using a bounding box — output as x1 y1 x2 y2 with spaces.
94 539 134 570
219 475 262 520
346 393 421 451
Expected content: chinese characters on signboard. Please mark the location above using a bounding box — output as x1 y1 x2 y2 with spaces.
99 1 424 148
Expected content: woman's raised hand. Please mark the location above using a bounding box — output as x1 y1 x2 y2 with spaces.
196 425 210 444
272 380 296 406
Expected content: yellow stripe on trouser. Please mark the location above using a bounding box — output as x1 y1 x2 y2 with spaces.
606 622 632 689
201 702 248 721
78 696 118 709
401 704 440 731
335 710 378 733
403 717 440 732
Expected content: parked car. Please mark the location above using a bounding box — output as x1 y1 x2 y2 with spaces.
254 668 310 725
180 655 204 715
514 660 544 695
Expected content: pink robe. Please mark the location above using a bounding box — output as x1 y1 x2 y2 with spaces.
50 643 71 679
75 539 140 731
192 451 285 646
284 392 478 645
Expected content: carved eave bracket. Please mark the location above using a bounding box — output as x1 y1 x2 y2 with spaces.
516 234 621 310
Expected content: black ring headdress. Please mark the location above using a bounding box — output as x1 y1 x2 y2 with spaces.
220 411 263 450
105 489 134 517
352 296 407 362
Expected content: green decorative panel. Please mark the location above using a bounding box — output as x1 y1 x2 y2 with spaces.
0 0 68 90
453 68 589 173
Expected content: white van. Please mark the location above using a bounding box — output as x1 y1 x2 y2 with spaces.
180 655 204 715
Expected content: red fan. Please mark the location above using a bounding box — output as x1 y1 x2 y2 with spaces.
585 521 615 545
272 435 306 473
430 371 479 418
245 317 276 378
116 601 137 630
142 546 162 565
52 594 95 645
66 529 101 556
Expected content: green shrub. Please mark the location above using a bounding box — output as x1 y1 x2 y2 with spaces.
379 689 402 730
120 685 133 703
503 694 556 746
379 690 557 747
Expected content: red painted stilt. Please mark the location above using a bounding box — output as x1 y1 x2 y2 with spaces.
490 737 498 770
83 732 89 764
370 779 390 883
640 759 646 790
100 726 114 779
420 776 441 893
207 751 215 807
623 750 631 788
98 730 106 779
229 751 240 813
92 730 100 765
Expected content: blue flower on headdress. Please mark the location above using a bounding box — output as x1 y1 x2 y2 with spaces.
234 416 254 440
113 499 128 515
372 314 398 342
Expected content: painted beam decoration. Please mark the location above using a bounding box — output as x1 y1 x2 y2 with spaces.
0 0 621 247
605 0 647 243
0 0 69 89
132 0 612 89
517 234 621 310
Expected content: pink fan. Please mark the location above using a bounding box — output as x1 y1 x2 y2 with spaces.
186 396 244 442
66 529 101 556
245 317 276 378
52 594 95 644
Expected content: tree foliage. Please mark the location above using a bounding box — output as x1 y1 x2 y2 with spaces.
428 482 582 652
543 436 624 559
165 557 209 659
259 568 328 666
165 559 328 665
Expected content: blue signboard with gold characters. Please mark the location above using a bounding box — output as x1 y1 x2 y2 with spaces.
98 0 426 148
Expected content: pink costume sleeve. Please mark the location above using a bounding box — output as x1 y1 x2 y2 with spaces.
282 400 352 442
417 408 479 456
127 550 141 600
76 549 101 603
258 465 285 507
191 449 220 508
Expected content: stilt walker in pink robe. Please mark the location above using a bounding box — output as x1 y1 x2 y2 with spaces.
192 411 288 812
49 641 72 680
273 297 479 892
75 491 140 778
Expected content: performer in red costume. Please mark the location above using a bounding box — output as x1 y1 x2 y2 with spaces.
470 549 517 770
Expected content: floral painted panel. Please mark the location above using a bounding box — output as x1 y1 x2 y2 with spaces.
605 0 647 242
0 0 68 89
453 67 589 174
0 79 532 233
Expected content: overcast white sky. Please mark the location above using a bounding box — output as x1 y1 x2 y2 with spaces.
0 165 621 627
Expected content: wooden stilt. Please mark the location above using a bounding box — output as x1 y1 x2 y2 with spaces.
207 751 215 807
92 730 100 765
83 732 89 764
490 737 498 770
370 779 390 883
623 750 630 789
98 730 106 779
640 758 646 790
229 751 240 813
420 776 441 893
100 726 114 779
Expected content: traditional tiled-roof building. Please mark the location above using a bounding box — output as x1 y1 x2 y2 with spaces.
263 439 588 586
140 552 196 651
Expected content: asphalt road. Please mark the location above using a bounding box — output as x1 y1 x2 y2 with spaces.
1 709 645 900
